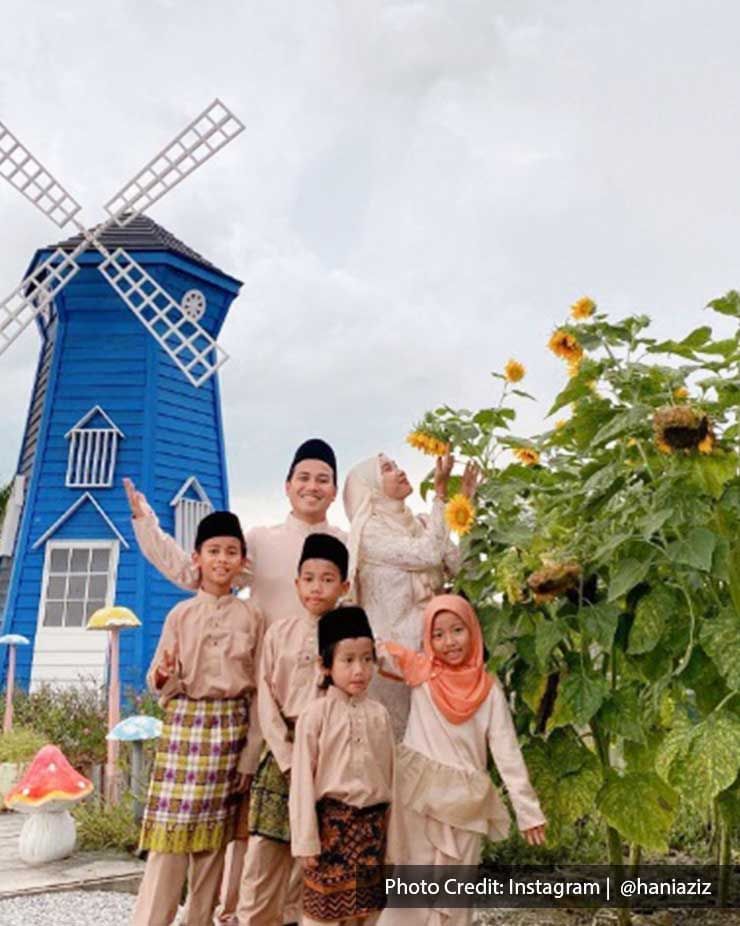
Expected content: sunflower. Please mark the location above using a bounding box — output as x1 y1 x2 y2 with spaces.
527 562 582 603
673 386 689 400
406 430 448 457
549 329 584 364
567 356 582 378
570 296 596 320
445 494 475 535
652 405 711 452
515 448 540 466
504 359 526 383
697 433 714 454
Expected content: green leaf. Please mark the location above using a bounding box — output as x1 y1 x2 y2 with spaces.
548 671 608 730
607 556 653 601
665 711 740 807
679 326 713 349
627 586 677 655
523 731 602 841
640 508 673 539
597 771 678 852
591 406 649 448
597 685 646 743
547 378 594 417
699 609 740 691
666 527 718 572
534 618 566 667
689 456 738 499
521 666 549 713
581 602 620 650
707 290 740 318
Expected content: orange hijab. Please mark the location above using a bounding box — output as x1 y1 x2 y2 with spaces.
384 594 493 725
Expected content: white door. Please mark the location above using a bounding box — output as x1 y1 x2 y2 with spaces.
30 540 119 689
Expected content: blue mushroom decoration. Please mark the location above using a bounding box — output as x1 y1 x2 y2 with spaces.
107 715 162 820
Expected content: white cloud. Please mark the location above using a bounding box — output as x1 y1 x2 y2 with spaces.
1 0 738 527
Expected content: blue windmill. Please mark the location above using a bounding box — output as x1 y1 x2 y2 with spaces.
0 102 244 691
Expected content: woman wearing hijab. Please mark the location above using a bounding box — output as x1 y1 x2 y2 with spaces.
378 594 546 926
342 451 477 739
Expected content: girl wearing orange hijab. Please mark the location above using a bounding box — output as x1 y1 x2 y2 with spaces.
378 595 546 926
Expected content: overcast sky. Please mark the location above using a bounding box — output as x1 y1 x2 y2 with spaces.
1 0 738 530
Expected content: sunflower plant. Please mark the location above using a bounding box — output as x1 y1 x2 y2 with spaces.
411 293 740 903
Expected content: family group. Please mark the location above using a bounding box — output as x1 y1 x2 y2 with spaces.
124 438 546 926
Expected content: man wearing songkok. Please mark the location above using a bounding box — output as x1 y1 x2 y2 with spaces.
132 511 264 926
237 533 350 925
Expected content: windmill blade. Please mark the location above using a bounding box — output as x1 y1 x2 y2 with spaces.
0 249 80 355
0 122 81 228
98 248 228 387
103 100 244 226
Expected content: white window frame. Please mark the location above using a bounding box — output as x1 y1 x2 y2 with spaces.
65 407 124 489
37 539 119 631
171 477 214 552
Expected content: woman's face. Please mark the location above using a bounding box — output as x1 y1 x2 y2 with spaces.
430 610 472 666
379 454 412 501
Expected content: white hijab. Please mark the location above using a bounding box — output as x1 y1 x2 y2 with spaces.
343 454 438 604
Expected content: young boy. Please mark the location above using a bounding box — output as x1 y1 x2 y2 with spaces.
132 511 264 926
289 606 396 926
236 533 350 926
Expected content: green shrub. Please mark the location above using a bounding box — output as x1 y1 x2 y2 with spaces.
0 725 47 764
73 796 140 853
1 682 107 770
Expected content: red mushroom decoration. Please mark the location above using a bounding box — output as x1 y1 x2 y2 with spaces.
5 744 93 865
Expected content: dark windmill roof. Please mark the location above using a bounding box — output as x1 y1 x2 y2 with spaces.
47 214 241 284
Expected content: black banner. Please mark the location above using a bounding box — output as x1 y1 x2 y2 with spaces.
379 865 739 909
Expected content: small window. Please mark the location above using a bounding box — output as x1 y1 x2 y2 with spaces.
170 477 213 553
65 407 124 489
40 541 117 629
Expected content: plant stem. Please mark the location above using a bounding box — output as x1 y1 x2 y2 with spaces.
716 801 731 907
628 843 641 877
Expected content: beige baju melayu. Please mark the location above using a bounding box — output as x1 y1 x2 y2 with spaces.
236 611 325 926
378 680 546 926
290 686 398 926
132 592 263 926
343 458 459 740
132 508 346 924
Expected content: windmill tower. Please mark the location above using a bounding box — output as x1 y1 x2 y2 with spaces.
0 102 244 691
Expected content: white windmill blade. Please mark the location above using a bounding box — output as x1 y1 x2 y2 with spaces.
103 100 245 226
0 249 80 355
0 122 82 229
98 247 228 387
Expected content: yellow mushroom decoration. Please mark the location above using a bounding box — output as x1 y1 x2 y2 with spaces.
86 606 141 803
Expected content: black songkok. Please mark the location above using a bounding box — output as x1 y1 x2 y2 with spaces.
318 606 374 651
298 533 349 580
287 438 337 484
195 511 246 552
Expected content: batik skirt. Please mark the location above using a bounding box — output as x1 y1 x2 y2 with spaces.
303 796 389 922
247 747 290 843
138 695 248 854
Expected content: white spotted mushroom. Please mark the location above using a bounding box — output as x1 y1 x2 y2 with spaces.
4 744 94 865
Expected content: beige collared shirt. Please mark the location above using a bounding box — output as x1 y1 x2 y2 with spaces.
132 511 346 626
289 685 395 857
258 610 324 772
146 590 265 774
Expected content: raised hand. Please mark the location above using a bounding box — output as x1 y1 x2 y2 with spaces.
123 477 153 519
433 451 455 501
460 461 482 500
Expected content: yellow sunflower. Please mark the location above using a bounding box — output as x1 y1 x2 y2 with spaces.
673 386 689 400
570 296 596 320
697 434 714 454
445 494 476 535
504 359 526 383
549 329 584 364
515 448 540 466
406 431 448 457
